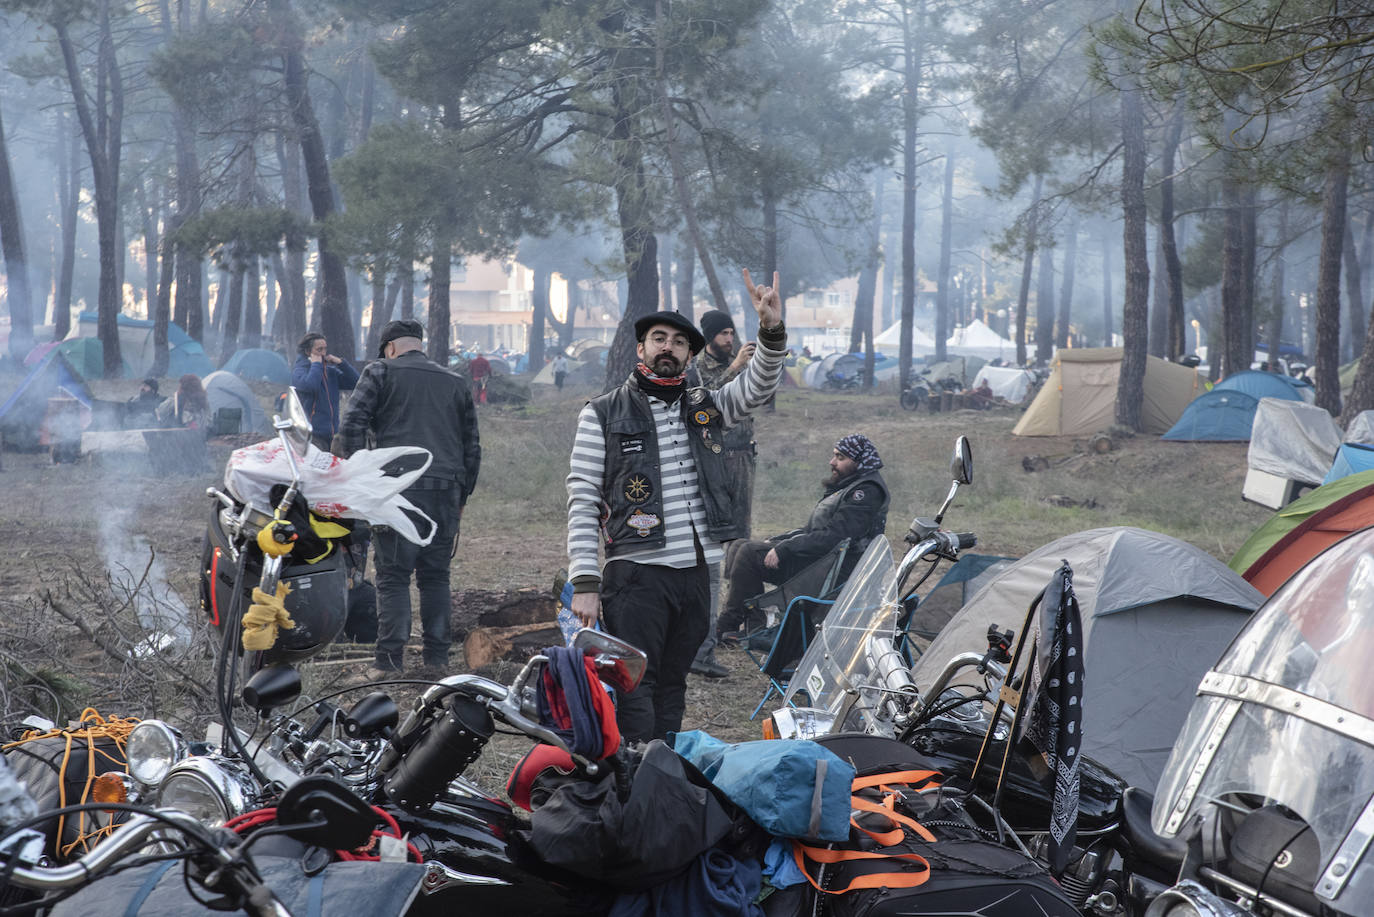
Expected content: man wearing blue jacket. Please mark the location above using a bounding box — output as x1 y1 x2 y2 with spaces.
291 333 360 450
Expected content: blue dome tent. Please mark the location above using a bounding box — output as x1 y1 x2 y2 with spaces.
1162 390 1262 441
1212 369 1313 403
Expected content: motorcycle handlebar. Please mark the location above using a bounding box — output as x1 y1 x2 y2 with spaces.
2 809 292 916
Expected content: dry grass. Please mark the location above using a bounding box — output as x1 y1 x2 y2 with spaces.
0 380 1273 754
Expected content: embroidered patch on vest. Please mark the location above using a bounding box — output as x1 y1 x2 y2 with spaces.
693 410 711 425
851 488 866 502
627 509 661 536
625 474 653 504
619 437 645 455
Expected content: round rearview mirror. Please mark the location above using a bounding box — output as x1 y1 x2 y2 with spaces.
951 435 973 486
277 387 314 454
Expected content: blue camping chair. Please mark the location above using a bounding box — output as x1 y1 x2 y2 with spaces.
741 539 853 719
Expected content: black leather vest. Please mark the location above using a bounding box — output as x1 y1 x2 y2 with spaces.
590 380 745 556
809 470 890 547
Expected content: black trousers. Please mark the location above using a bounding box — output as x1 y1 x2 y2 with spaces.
718 540 807 637
600 560 709 742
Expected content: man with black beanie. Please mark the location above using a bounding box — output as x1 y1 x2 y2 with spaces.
565 271 787 741
335 320 481 679
687 309 758 679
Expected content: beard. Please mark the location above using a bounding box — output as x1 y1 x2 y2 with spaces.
650 355 683 377
822 467 842 487
707 342 735 362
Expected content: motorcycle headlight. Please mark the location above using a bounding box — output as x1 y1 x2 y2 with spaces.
126 720 185 787
157 758 252 827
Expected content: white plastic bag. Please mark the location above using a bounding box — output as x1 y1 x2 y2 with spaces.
225 441 437 545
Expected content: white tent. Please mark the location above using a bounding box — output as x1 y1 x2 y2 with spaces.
873 322 937 353
971 365 1036 403
946 319 1017 361
1248 397 1341 485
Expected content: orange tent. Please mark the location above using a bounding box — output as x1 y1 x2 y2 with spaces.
1230 471 1374 596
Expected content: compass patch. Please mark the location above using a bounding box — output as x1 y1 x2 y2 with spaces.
625 474 654 504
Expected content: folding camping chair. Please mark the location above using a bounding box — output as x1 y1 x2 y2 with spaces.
742 538 853 719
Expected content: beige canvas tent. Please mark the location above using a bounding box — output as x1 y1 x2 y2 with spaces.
1013 347 1203 436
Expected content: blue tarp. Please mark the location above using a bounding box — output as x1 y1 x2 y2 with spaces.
1323 442 1374 485
1162 390 1261 441
1213 370 1311 402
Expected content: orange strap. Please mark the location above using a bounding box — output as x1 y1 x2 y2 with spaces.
791 768 942 895
793 841 931 893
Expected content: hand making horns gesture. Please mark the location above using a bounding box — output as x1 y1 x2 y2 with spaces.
743 268 782 330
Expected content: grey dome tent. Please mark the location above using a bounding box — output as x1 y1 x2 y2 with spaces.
202 371 266 434
910 526 1263 791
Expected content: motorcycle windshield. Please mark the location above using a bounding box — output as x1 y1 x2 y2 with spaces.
782 537 896 712
1153 528 1374 914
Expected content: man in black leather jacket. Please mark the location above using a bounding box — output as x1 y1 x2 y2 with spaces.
334 320 481 679
717 434 889 640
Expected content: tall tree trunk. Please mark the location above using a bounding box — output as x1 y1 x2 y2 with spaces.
1315 149 1349 415
152 230 174 376
135 177 158 318
1241 187 1258 363
401 268 414 320
54 111 79 339
658 232 673 311
1266 200 1289 373
675 232 695 318
1036 239 1055 361
1150 228 1167 357
602 69 660 389
530 264 550 369
1116 81 1150 431
56 5 124 378
1057 217 1077 349
0 100 34 358
851 173 882 388
274 134 307 348
221 250 245 364
428 217 453 363
1161 102 1186 360
898 0 925 389
364 273 400 359
1015 175 1042 365
1220 173 1248 377
1343 214 1366 363
881 223 896 331
244 255 262 347
934 153 954 362
272 0 352 359
163 0 202 343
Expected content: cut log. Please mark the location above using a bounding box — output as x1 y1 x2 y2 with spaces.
463 621 561 671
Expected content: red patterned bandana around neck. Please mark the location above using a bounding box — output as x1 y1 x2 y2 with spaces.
634 361 686 403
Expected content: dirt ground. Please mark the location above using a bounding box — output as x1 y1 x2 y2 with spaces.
0 380 1274 761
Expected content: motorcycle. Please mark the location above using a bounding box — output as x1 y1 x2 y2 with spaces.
768 437 1187 916
1144 526 1374 917
0 758 423 916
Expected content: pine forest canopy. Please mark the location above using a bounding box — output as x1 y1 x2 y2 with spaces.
1 0 1374 423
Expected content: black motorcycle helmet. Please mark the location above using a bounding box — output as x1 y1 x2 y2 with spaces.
200 488 348 663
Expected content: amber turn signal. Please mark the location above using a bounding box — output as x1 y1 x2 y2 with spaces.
91 771 129 808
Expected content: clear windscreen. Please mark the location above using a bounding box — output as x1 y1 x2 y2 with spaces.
782 537 896 712
1153 528 1374 914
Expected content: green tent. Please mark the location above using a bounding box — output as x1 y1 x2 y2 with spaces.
58 337 130 379
1229 469 1374 575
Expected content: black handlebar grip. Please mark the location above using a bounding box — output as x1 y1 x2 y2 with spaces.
955 532 977 549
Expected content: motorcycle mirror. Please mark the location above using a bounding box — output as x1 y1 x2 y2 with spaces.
950 435 973 486
275 775 377 850
344 692 400 740
934 436 974 526
276 387 314 456
242 664 302 715
572 629 648 694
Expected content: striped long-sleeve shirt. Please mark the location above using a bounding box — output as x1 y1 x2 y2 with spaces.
566 336 786 584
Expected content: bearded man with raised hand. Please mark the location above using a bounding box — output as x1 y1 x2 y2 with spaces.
565 271 787 741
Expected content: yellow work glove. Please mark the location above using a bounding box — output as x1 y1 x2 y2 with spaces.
242 582 295 652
